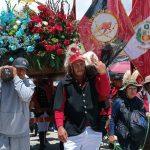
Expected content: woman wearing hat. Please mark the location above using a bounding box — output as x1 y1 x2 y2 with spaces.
109 71 147 150
53 43 110 150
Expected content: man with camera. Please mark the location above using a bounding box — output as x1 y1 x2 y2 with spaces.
0 57 35 150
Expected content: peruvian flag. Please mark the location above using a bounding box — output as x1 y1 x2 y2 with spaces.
124 0 150 78
78 0 134 66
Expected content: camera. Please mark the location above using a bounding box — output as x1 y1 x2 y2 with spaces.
1 67 13 81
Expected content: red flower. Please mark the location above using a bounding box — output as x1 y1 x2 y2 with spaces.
49 20 55 25
32 27 44 33
28 21 33 28
58 12 64 19
56 49 63 55
45 45 55 52
31 16 42 23
49 27 56 34
58 12 66 20
55 43 61 49
64 40 70 45
38 5 46 11
54 25 63 31
66 26 74 33
41 41 48 46
66 21 71 27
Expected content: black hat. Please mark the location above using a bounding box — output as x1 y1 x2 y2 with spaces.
12 57 29 69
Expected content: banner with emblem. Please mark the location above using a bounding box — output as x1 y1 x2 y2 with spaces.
124 0 150 78
78 0 134 66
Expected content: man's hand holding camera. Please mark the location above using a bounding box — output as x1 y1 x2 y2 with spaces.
0 66 17 81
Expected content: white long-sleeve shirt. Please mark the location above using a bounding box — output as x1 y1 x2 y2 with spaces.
0 75 35 137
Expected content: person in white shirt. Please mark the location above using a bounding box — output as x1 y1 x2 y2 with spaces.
0 57 35 150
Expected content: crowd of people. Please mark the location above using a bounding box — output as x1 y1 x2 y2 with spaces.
0 44 150 150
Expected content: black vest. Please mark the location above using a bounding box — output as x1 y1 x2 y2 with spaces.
54 75 102 136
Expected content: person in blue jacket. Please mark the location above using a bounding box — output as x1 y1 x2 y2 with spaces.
0 57 35 150
109 78 146 150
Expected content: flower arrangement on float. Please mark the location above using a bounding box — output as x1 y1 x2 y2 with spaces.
27 0 79 71
0 0 79 72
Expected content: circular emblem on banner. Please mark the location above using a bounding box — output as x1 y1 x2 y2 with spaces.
136 21 150 49
91 12 118 43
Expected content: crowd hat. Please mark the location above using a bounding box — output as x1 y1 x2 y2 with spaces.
64 43 85 67
12 57 29 69
120 70 142 91
120 79 142 91
143 75 150 85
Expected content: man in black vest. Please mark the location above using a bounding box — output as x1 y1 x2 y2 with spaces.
53 43 110 150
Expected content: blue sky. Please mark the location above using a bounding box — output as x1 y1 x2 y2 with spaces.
0 0 132 20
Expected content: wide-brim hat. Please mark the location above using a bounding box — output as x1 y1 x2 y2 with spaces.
142 75 150 85
120 79 142 91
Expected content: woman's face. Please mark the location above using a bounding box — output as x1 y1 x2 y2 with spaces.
72 60 85 78
126 85 137 99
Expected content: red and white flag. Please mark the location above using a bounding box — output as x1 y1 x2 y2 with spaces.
124 0 150 78
78 0 134 66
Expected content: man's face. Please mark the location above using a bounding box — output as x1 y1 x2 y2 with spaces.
72 60 85 78
16 68 26 78
126 85 137 99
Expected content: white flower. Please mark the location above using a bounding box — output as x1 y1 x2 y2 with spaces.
16 20 21 25
21 24 26 29
13 25 18 30
42 21 48 26
36 23 42 27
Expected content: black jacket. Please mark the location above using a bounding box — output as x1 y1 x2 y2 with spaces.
53 74 103 136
